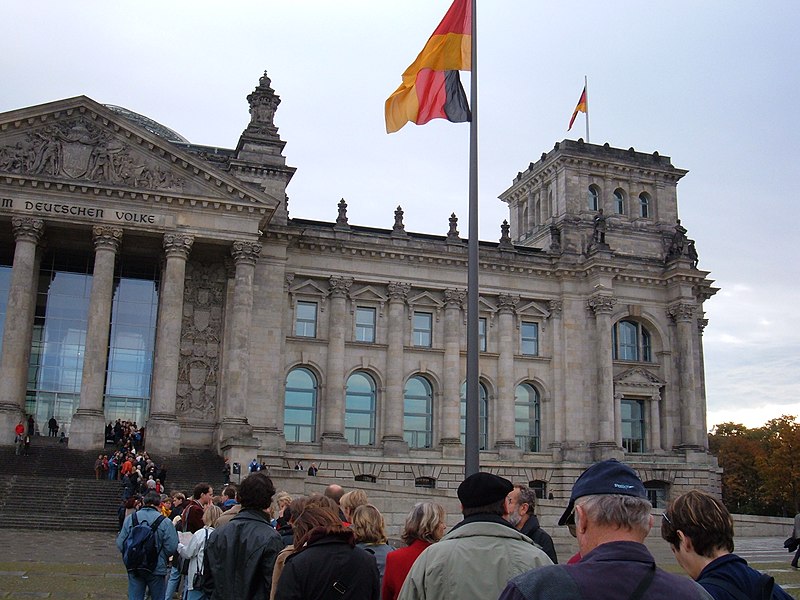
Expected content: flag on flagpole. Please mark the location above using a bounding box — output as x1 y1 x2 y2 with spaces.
568 85 587 131
385 0 472 134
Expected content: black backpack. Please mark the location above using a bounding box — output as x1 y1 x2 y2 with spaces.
122 513 166 575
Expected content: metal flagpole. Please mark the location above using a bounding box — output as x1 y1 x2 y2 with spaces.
465 0 480 477
584 75 590 143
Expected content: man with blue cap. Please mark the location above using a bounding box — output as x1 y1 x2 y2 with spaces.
498 459 713 600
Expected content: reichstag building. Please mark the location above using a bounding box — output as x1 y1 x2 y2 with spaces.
0 72 720 502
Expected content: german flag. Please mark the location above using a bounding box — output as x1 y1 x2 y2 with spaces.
385 0 472 134
568 85 587 131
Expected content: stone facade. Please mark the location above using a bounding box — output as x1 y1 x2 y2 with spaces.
0 72 721 507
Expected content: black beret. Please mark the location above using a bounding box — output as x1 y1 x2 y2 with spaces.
457 472 513 508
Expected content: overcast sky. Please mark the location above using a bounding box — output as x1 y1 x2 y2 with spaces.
2 1 798 431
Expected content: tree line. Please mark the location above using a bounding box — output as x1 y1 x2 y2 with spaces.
708 415 800 517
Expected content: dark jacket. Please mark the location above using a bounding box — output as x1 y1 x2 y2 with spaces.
499 541 713 600
274 528 379 600
697 553 792 600
203 508 284 600
519 514 558 564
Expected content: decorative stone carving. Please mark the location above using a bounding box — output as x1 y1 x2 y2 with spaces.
0 120 185 190
499 220 513 250
698 318 709 334
335 199 350 230
668 302 696 322
284 273 295 291
177 261 226 419
444 288 466 307
447 213 460 242
246 71 280 136
92 226 122 252
387 281 410 302
231 241 262 266
548 299 563 317
163 233 194 259
11 217 44 244
392 206 406 236
497 293 520 313
587 294 616 315
328 275 353 298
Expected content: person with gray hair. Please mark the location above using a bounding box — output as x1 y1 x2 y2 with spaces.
505 484 558 564
499 459 713 600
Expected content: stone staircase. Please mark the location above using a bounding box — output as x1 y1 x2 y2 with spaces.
0 436 225 531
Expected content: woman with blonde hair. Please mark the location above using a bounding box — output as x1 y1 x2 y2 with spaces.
351 504 395 584
178 502 223 600
339 489 368 523
381 501 447 600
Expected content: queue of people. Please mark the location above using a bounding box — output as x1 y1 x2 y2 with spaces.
114 458 791 600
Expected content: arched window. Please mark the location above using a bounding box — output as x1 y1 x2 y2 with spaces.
515 383 540 452
639 192 651 218
404 375 433 448
588 185 600 211
460 382 488 450
613 320 652 362
284 367 317 442
345 372 376 445
613 189 625 214
415 476 436 488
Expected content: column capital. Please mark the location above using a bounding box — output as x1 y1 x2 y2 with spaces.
387 281 410 302
92 226 122 253
231 240 262 266
444 288 466 308
588 294 616 316
497 293 519 314
328 275 353 298
163 233 194 259
698 317 709 335
548 299 563 317
11 217 44 244
668 301 696 322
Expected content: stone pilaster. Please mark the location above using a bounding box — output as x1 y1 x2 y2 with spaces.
70 226 122 450
382 282 409 455
441 288 464 453
146 233 193 455
321 275 352 452
669 301 703 448
496 293 520 456
218 241 262 445
548 300 565 455
648 391 662 452
588 294 618 455
0 218 44 440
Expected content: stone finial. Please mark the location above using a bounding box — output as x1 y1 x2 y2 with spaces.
392 206 407 237
334 198 350 230
447 213 460 242
245 71 281 135
499 220 513 250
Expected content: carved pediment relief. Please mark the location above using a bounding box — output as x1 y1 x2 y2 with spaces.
0 97 277 211
614 367 665 388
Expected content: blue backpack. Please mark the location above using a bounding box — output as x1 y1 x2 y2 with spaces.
122 513 165 575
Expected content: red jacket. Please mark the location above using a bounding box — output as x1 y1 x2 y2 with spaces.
15 423 24 437
381 539 431 600
182 499 204 533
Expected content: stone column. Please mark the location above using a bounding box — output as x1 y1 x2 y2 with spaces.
548 300 565 453
495 293 519 455
441 288 464 453
218 240 261 444
697 317 709 450
0 217 44 439
321 275 351 452
146 233 193 455
648 391 662 452
382 281 409 455
669 302 702 448
588 294 617 453
70 226 122 450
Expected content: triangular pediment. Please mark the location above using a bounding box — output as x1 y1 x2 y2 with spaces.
614 367 665 387
350 285 388 304
408 291 444 309
288 278 328 297
0 96 279 226
517 299 550 318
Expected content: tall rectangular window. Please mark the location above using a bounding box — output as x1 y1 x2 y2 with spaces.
413 311 433 347
355 307 376 343
479 317 487 352
295 301 317 337
520 321 538 356
622 398 645 453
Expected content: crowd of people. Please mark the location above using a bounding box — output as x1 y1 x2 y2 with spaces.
115 458 792 600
